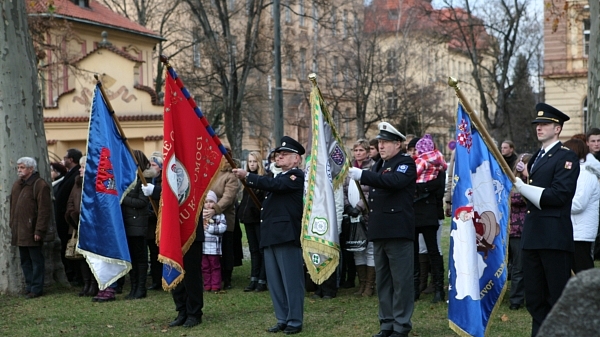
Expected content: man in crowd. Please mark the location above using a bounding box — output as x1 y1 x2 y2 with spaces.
501 140 518 169
10 157 52 299
513 103 579 337
348 122 416 337
232 136 305 335
586 127 600 161
369 138 381 162
54 148 82 283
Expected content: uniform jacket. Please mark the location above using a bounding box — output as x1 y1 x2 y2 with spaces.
360 152 416 241
122 180 150 237
237 170 265 224
522 142 579 252
246 168 304 248
571 162 600 242
210 161 240 232
65 176 83 233
10 172 52 247
202 213 227 255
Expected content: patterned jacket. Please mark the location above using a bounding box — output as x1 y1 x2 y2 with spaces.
202 213 227 255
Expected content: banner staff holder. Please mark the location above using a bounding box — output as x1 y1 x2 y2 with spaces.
308 73 369 211
159 55 261 208
94 74 159 215
448 77 516 183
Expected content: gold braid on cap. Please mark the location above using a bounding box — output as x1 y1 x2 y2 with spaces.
535 116 560 123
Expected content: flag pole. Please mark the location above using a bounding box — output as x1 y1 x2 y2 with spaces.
93 75 159 215
308 73 369 210
448 77 516 183
159 55 261 208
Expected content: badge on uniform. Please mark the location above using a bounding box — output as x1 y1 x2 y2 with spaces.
290 175 297 180
397 164 408 173
383 167 392 174
564 161 572 170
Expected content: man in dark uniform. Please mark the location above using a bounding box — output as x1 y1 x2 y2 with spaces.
348 122 416 337
232 136 305 335
513 103 579 337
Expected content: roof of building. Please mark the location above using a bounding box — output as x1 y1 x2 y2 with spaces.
28 0 162 40
44 114 164 123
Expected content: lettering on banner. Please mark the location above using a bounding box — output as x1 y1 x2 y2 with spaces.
480 279 494 299
494 263 504 278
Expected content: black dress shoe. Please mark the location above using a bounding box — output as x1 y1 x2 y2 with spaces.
509 303 521 310
223 282 233 290
244 281 257 292
168 314 187 327
147 283 161 291
255 283 267 292
283 326 302 335
267 323 287 333
372 330 393 337
182 316 201 328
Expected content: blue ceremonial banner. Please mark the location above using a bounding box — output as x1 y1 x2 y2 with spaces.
77 85 137 290
448 104 512 337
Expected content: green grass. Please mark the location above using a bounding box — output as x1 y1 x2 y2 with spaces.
0 222 532 337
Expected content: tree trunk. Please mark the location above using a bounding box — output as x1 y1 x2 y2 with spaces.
589 0 600 127
0 0 67 295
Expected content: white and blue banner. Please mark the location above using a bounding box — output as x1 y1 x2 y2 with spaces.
448 104 512 337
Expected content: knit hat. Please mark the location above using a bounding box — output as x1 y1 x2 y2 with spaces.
415 134 435 154
407 137 420 151
206 190 218 203
150 151 163 169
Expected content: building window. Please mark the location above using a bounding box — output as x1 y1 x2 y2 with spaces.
387 49 397 73
584 96 589 132
584 19 590 57
343 10 348 39
299 0 305 26
343 65 349 88
332 56 338 87
286 58 293 79
313 2 318 33
192 29 201 68
300 48 306 79
228 0 235 11
312 58 318 74
388 9 399 21
285 0 291 23
331 7 337 37
387 91 398 115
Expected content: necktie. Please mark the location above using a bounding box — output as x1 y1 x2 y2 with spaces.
531 149 545 169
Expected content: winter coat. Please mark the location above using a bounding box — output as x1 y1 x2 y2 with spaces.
414 171 445 228
210 160 240 232
343 158 374 223
54 165 81 234
64 176 83 233
10 173 52 247
237 170 265 224
146 174 162 240
202 213 227 255
121 180 150 237
571 162 600 242
509 191 527 238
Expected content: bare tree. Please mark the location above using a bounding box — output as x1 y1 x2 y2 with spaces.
588 1 600 127
1 1 66 294
432 0 543 142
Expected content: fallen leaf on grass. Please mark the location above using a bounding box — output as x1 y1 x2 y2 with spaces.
161 329 168 333
106 325 114 328
501 314 509 322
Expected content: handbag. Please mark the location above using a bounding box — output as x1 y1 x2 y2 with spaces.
65 230 84 260
344 215 368 252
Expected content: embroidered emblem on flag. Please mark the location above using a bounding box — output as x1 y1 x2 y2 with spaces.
330 145 345 166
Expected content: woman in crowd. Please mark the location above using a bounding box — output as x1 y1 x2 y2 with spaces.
122 150 150 299
141 151 163 291
65 156 98 297
343 139 376 296
238 151 267 292
563 139 600 273
508 153 531 310
51 162 67 190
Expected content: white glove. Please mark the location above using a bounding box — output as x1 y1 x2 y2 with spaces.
514 178 544 210
513 177 525 192
141 183 155 196
348 167 363 181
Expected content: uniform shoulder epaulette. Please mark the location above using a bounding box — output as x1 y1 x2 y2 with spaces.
560 146 570 150
402 153 410 156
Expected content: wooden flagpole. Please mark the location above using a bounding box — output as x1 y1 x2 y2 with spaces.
448 77 516 183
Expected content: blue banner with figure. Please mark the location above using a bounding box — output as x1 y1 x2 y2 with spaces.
448 104 512 337
77 85 137 290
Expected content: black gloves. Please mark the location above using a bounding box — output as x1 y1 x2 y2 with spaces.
344 205 361 217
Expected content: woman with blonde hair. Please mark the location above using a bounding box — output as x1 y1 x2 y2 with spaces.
238 151 267 292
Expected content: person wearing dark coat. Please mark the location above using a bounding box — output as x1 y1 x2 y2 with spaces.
238 151 267 292
10 157 52 299
348 122 416 337
501 140 518 170
168 222 205 328
513 103 580 337
122 150 150 300
54 148 82 283
141 151 163 291
232 136 306 335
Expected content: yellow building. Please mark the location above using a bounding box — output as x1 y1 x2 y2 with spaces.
543 0 590 137
29 0 163 162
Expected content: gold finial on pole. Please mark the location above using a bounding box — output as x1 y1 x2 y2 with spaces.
308 73 317 86
448 76 459 89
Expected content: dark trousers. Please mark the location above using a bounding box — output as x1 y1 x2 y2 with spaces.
19 246 45 295
313 270 338 297
220 231 234 284
522 249 572 337
172 240 204 319
127 236 148 265
413 225 443 291
147 238 162 285
508 237 525 306
244 222 266 282
572 241 594 274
